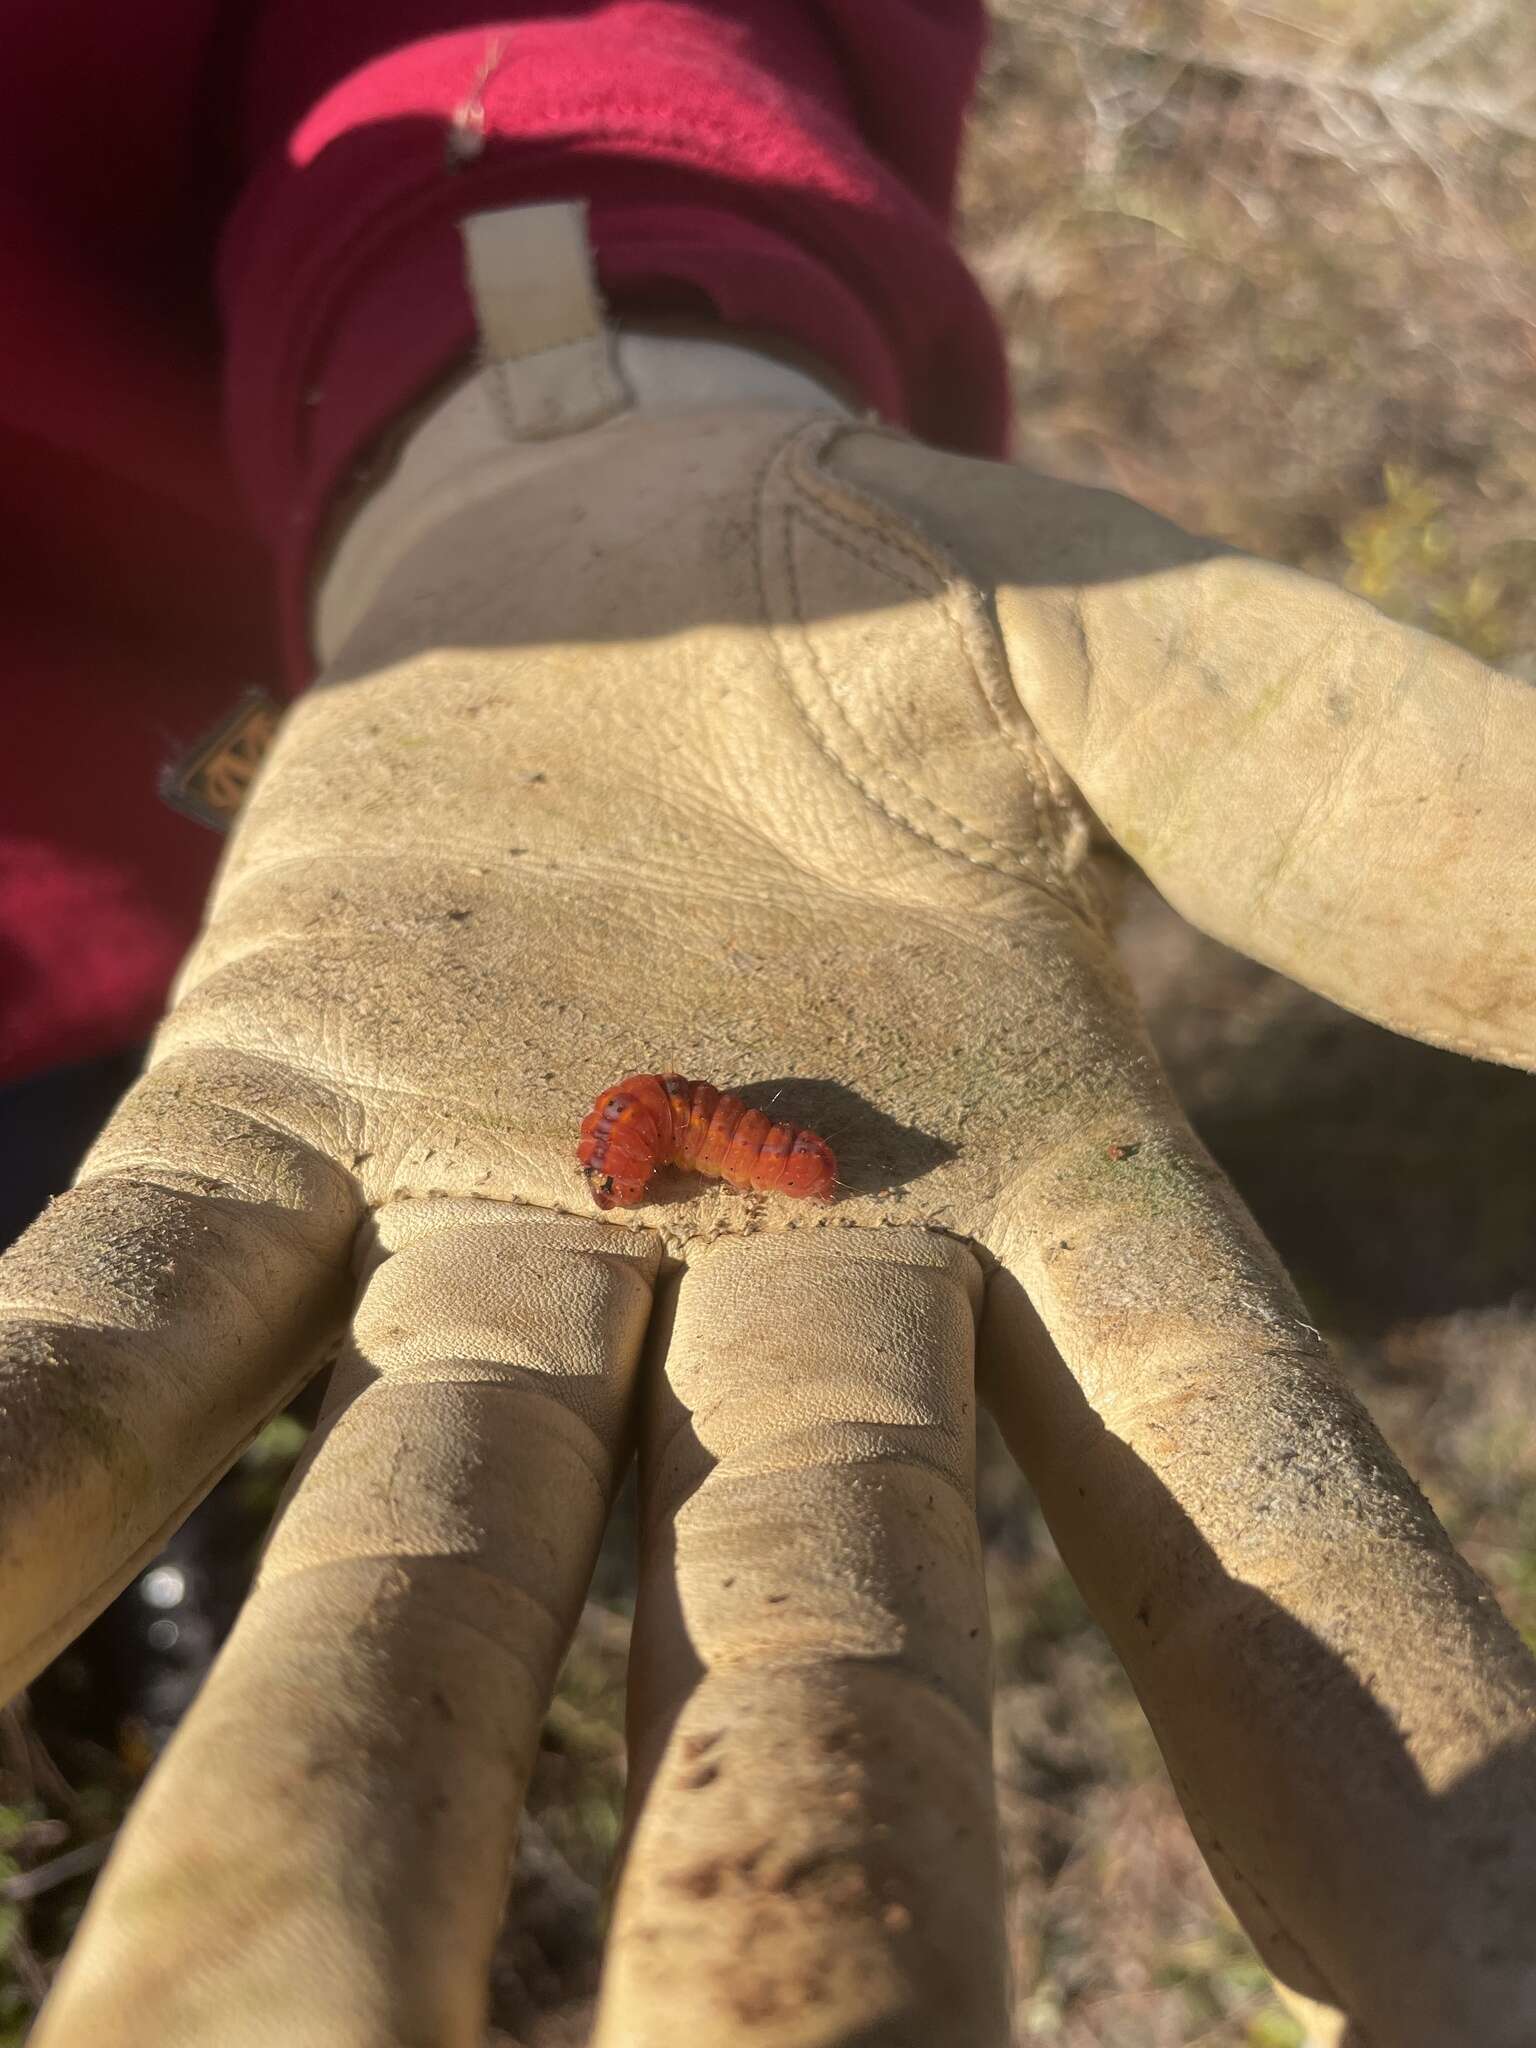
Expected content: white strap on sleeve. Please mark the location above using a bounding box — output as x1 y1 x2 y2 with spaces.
461 201 629 439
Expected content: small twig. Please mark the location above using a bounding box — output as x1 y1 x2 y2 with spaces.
3 1922 50 2004
516 1814 603 1919
0 1703 33 1791
544 1693 625 1765
3 1836 113 1902
1006 2 1536 145
0 1699 81 1823
577 1600 633 1655
20 1818 69 1855
1376 0 1507 87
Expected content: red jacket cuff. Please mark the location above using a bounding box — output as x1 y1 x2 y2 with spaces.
218 4 1010 677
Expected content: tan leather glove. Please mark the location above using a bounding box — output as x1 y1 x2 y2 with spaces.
4 304 1535 2047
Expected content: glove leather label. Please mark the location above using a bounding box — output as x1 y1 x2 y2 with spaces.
159 689 282 831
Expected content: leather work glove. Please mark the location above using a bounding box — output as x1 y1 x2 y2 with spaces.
4 302 1536 2046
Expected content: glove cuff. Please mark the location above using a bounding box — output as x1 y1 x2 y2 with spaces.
315 202 853 665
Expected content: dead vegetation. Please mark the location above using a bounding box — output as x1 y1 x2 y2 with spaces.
960 11 1536 2036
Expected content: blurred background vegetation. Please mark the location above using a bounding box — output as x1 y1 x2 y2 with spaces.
4 2 1535 2041
968 5 1536 2039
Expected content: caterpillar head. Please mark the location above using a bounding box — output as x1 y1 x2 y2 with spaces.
583 1166 649 1212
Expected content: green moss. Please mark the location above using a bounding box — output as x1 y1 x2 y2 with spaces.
1343 466 1522 661
1247 2009 1307 2047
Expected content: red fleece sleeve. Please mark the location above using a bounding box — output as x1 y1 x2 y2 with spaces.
217 0 1010 669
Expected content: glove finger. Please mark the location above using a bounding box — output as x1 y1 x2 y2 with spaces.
599 1226 1006 2048
978 986 1536 2047
1039 560 1536 1071
31 1199 660 2048
825 431 1536 1069
0 1048 360 1701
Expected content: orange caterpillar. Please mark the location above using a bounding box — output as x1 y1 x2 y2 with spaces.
578 1074 837 1210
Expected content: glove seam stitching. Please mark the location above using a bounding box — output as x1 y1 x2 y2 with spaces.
779 496 1073 886
754 426 1095 915
786 427 1082 819
783 497 1063 877
773 425 1110 930
1164 1763 1347 2019
371 1185 994 1264
784 431 1071 853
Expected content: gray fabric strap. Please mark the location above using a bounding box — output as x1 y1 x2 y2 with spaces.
461 201 629 439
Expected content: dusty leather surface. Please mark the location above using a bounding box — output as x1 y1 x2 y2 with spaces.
3 397 1532 2045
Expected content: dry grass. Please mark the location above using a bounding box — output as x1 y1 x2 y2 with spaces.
959 14 1536 2035
967 0 1536 665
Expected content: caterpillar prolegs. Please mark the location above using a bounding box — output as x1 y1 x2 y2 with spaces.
578 1074 837 1210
